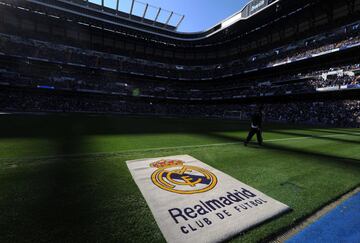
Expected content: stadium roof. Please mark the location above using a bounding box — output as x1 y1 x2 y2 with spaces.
85 0 185 31
83 0 280 38
11 0 296 42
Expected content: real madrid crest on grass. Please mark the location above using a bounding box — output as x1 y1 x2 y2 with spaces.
150 159 217 194
127 155 290 243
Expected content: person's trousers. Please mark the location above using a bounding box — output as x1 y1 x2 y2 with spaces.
246 128 263 144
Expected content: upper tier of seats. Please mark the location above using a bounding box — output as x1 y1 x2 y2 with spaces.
0 21 359 80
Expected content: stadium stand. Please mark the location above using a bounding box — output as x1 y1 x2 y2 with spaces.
0 0 359 127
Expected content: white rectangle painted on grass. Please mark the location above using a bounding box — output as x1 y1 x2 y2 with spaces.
126 155 290 243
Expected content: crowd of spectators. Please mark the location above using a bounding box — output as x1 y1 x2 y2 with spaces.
264 101 360 127
0 18 359 127
0 60 359 101
0 89 359 127
0 21 359 80
267 35 360 66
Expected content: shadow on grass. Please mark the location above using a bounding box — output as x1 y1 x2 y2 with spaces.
305 128 360 137
332 128 360 132
0 114 248 138
0 131 116 242
267 129 360 145
0 113 358 140
0 127 165 242
0 114 316 138
203 132 360 168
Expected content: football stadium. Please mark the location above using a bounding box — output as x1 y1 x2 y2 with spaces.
0 0 360 242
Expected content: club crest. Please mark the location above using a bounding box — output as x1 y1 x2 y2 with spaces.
150 159 217 194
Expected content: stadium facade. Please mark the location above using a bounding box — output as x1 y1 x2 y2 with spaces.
0 0 359 126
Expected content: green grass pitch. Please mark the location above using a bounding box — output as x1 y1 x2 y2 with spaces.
0 115 359 242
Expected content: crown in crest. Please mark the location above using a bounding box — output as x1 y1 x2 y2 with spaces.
150 159 184 168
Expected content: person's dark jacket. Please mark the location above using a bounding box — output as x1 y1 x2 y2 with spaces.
251 112 263 129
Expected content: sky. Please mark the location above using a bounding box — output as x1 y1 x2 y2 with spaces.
89 0 250 32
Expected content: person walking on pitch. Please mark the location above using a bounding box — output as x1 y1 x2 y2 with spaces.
244 107 263 146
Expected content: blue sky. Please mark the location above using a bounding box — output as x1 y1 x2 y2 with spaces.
89 0 250 32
